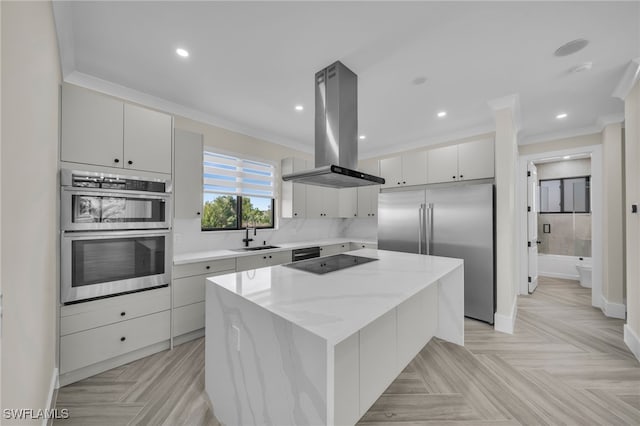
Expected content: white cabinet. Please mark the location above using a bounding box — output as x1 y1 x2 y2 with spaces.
427 145 459 183
458 138 494 181
380 151 428 188
306 185 339 218
357 186 379 218
60 84 172 174
349 242 377 250
174 129 203 219
236 250 292 272
339 188 358 218
61 84 124 168
427 138 494 183
172 258 236 338
319 243 349 257
123 103 172 174
281 157 307 218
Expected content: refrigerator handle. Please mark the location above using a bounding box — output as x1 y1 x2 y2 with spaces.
426 203 433 255
418 205 424 254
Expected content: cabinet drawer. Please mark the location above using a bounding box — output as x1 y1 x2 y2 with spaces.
349 242 377 250
173 272 229 307
320 243 349 257
173 302 205 336
236 250 292 271
60 310 170 374
173 258 236 279
60 287 170 336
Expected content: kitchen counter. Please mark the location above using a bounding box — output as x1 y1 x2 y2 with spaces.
205 248 464 426
173 237 376 265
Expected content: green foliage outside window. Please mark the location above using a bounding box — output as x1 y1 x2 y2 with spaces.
202 194 273 230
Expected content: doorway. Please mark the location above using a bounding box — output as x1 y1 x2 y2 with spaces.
518 145 603 309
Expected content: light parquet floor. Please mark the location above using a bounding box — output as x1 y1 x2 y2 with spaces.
54 277 640 425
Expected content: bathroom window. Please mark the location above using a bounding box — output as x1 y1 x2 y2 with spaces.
539 176 590 213
202 151 275 231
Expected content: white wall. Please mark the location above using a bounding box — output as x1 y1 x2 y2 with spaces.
1 0 60 421
536 158 591 180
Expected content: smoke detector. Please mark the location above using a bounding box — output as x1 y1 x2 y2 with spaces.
554 39 589 57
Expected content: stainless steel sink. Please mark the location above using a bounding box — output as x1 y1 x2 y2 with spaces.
232 245 280 252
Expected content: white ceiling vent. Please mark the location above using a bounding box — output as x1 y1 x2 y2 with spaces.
554 39 589 57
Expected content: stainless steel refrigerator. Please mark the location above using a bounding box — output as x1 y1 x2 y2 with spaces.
378 183 495 323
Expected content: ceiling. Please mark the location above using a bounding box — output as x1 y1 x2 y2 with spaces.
52 1 639 158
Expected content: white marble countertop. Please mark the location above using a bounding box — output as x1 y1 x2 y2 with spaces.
207 248 463 344
173 238 376 265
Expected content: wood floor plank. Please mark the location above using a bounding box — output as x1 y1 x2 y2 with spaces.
54 277 640 425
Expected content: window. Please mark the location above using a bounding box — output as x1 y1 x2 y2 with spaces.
202 150 275 231
539 176 590 213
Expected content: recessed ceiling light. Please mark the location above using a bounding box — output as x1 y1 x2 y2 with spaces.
556 113 568 119
437 111 447 118
412 76 427 85
554 39 589 57
176 48 189 58
563 155 571 160
294 105 304 112
359 135 366 140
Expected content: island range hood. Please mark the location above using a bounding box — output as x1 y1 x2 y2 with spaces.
282 61 385 188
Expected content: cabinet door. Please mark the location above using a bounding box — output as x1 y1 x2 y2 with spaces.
458 138 494 181
281 157 307 218
306 186 338 217
174 129 203 219
357 186 379 218
267 250 292 266
124 103 172 174
173 302 205 336
427 145 459 183
339 188 358 218
61 84 124 168
401 151 428 186
236 254 268 271
379 156 402 188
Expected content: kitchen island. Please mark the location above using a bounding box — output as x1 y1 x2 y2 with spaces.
205 249 464 426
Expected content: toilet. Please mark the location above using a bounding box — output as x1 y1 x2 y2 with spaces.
575 257 592 288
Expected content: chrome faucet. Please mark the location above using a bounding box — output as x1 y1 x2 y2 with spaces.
242 224 256 247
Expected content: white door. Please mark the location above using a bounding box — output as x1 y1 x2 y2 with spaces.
527 162 539 293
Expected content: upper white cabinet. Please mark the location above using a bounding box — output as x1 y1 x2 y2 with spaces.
356 160 380 217
123 104 172 174
379 151 428 188
61 84 172 174
427 145 459 183
174 129 203 219
281 157 307 218
306 185 339 218
339 188 358 218
427 138 494 184
61 84 124 169
457 138 494 181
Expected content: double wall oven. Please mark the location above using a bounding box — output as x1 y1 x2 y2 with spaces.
61 169 172 304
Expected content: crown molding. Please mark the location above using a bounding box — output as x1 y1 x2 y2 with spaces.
487 93 522 133
520 112 624 145
612 57 640 100
63 71 313 155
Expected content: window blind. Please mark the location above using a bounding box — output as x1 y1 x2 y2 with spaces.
203 151 274 198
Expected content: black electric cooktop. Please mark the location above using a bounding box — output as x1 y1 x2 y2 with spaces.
283 254 378 275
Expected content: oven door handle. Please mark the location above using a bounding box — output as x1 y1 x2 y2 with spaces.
62 229 171 239
62 187 171 200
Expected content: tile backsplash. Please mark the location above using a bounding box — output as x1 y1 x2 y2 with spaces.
173 217 377 254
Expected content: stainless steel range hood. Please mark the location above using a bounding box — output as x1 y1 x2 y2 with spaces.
282 61 385 188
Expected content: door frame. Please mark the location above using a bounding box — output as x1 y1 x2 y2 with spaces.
517 144 603 309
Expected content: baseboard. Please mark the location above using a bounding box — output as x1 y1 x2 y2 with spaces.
601 296 626 319
494 295 517 334
538 272 580 281
173 328 205 346
44 367 59 426
623 324 640 362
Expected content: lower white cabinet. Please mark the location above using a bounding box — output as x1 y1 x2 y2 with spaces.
319 243 350 257
60 310 170 374
236 250 292 271
349 242 377 250
173 302 206 337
